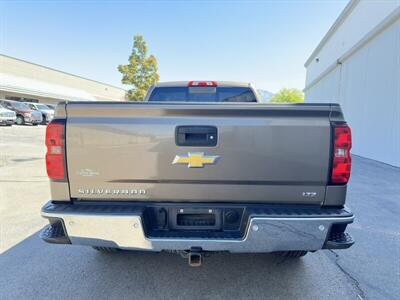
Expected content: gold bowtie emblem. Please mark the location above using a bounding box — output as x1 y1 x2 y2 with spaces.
172 152 219 168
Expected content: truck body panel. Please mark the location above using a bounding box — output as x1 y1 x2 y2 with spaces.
65 103 338 204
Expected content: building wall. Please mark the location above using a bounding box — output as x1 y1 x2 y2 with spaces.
0 55 126 101
305 0 399 86
303 65 341 102
305 13 400 167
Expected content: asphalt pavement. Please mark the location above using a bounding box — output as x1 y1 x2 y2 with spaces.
0 125 399 300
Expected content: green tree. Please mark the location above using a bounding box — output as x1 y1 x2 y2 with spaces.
269 88 304 103
118 35 159 100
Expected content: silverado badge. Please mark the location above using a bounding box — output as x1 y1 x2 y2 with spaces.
172 152 219 168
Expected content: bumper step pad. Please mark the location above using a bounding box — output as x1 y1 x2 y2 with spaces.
324 232 354 249
39 221 70 244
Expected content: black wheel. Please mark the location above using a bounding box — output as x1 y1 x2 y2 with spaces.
16 115 24 125
92 246 120 253
32 123 38 126
276 251 308 258
41 114 47 125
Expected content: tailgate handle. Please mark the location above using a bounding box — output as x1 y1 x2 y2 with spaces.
176 126 217 147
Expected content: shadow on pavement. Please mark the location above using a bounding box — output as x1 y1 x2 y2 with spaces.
0 230 356 300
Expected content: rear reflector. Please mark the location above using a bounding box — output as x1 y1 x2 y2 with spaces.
188 81 217 87
331 124 352 184
45 120 66 180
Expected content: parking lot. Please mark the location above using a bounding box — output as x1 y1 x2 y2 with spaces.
0 125 399 300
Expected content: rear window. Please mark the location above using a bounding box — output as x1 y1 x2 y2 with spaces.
148 87 257 102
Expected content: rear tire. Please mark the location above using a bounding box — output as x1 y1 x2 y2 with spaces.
276 251 308 258
92 246 120 253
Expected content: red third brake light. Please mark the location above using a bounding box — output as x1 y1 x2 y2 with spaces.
188 81 217 87
331 124 352 184
45 120 66 180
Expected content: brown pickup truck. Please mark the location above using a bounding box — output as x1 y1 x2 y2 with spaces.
40 81 354 266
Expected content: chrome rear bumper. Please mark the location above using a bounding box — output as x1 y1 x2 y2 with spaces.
41 201 354 253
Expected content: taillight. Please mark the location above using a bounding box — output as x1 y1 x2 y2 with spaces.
45 119 66 180
331 124 352 184
188 81 217 87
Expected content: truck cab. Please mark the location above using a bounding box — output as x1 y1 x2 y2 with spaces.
145 81 261 103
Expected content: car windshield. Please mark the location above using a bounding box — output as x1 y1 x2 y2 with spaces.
36 104 50 110
12 102 30 109
148 87 257 102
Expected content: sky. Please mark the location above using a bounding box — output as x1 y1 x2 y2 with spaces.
0 0 348 93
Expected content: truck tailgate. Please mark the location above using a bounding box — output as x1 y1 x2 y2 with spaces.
65 103 335 204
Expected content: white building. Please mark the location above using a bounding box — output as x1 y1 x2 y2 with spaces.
304 0 400 167
0 54 127 104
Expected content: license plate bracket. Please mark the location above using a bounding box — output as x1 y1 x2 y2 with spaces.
169 208 222 230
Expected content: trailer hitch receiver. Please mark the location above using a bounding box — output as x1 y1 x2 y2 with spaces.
188 248 202 267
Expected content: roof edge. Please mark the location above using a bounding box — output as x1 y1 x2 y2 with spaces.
0 54 126 92
304 0 360 67
0 84 95 101
153 81 252 87
304 6 400 92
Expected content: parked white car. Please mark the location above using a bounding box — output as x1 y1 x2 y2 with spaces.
0 104 17 126
25 102 54 124
44 103 56 110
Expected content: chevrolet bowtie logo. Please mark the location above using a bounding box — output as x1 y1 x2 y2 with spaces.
172 152 219 168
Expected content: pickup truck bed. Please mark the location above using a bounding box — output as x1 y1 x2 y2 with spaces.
41 96 354 265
